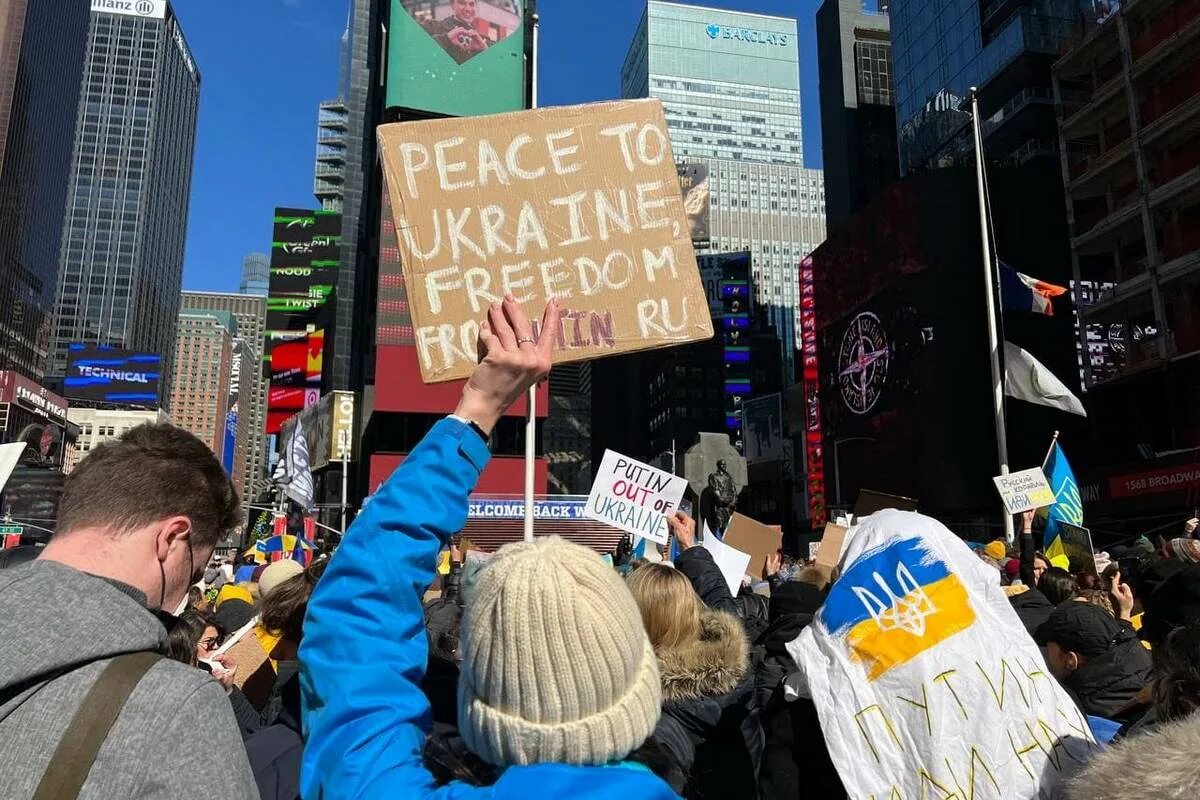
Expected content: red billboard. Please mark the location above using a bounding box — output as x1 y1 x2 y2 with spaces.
1109 464 1200 499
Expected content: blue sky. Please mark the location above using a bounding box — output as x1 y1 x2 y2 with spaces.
178 0 824 293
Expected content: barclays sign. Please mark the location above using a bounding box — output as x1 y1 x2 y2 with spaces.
706 23 789 46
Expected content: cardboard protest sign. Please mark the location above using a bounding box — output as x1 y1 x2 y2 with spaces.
788 511 1096 798
854 489 919 517
377 98 714 383
992 467 1056 514
1059 522 1097 577
814 523 849 577
585 449 688 545
723 513 782 576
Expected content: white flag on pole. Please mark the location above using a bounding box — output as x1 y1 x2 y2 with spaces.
1004 342 1087 417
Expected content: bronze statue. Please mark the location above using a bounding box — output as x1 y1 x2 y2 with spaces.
706 460 738 534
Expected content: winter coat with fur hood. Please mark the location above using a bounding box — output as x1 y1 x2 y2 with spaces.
652 609 765 800
1067 713 1200 800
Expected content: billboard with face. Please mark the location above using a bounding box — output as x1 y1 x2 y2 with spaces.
387 0 528 117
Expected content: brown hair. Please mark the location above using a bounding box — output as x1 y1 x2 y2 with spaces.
626 564 702 652
57 424 238 551
261 556 328 642
1075 590 1116 617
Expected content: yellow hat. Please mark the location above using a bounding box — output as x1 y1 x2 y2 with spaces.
984 540 1007 561
215 583 254 609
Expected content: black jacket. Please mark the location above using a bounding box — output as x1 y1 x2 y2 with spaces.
243 671 303 800
1007 585 1055 637
675 546 740 615
754 582 844 800
653 610 763 800
1064 626 1153 720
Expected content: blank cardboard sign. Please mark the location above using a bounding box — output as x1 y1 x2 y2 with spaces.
377 99 714 383
723 513 782 576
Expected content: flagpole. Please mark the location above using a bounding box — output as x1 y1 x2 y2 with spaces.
971 87 1014 544
1042 430 1061 470
523 8 540 544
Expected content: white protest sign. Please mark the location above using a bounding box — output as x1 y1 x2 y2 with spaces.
788 511 1096 799
993 467 1056 514
585 449 688 545
699 521 751 596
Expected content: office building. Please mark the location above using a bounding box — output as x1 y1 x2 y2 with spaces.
546 364 592 494
330 0 386 391
49 0 201 404
0 0 91 380
621 1 826 383
314 99 347 212
170 309 233 465
1051 1 1200 532
240 252 269 297
890 0 1080 172
182 290 270 503
66 406 168 472
817 0 898 229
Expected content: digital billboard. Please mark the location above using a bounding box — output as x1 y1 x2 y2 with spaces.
64 344 160 406
678 163 711 249
697 251 753 453
265 208 340 434
387 0 529 117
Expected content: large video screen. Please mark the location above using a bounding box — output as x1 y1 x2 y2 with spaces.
387 0 528 117
265 208 339 434
64 344 161 406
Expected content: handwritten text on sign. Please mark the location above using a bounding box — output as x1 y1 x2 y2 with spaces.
378 99 713 383
992 467 1056 515
585 450 688 545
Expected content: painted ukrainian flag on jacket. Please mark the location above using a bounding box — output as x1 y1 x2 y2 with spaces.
1042 442 1083 560
819 538 975 680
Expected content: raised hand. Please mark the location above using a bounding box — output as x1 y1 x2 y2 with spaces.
456 296 558 435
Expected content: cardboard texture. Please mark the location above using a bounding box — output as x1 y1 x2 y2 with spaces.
378 98 714 383
854 489 919 517
722 513 782 576
815 523 849 579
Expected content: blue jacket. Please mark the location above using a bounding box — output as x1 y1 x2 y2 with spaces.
299 418 677 799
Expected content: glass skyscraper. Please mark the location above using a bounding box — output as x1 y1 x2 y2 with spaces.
621 1 826 383
0 0 91 381
49 0 200 404
890 0 1079 172
240 252 270 297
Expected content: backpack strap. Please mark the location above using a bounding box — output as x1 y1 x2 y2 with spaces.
32 651 162 800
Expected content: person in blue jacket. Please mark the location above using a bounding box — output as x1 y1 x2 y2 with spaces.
299 296 678 799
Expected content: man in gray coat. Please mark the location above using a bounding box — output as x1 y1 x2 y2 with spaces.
0 424 258 799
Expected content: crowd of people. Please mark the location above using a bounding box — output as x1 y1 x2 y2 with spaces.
1 296 1198 799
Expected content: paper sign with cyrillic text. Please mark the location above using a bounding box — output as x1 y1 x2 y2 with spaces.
378 98 714 383
585 449 688 545
992 467 1056 514
789 511 1096 799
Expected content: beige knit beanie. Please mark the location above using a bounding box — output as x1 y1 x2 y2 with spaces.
457 536 662 767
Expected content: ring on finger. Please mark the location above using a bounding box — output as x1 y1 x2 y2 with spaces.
516 337 536 345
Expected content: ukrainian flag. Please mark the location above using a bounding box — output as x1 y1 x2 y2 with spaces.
1042 442 1083 560
820 538 976 681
